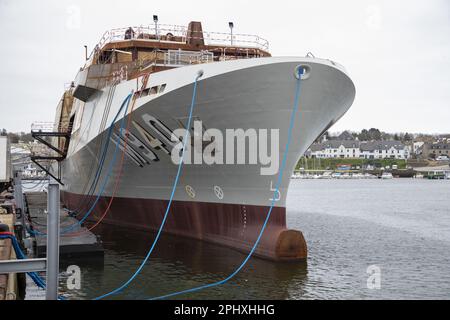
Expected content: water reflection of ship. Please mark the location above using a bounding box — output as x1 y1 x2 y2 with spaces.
94 224 307 299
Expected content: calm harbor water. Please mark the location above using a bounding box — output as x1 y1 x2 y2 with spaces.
52 179 450 300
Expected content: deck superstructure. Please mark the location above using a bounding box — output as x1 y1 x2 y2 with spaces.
80 21 270 92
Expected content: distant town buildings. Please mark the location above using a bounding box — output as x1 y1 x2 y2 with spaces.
420 138 450 160
412 141 425 155
307 131 450 161
308 140 410 159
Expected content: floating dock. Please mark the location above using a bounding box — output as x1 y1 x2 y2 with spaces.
25 192 104 260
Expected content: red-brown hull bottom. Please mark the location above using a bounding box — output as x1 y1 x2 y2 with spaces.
61 191 307 261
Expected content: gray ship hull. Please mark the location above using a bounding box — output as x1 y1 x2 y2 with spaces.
59 57 356 260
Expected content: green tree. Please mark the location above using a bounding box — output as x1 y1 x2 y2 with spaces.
381 132 393 140
403 132 412 141
358 129 370 141
8 133 19 143
368 128 382 140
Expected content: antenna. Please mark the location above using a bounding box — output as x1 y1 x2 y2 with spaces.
228 22 234 46
153 15 159 40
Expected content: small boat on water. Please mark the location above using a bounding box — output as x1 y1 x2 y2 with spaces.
320 171 333 179
330 172 340 179
426 171 446 180
291 172 301 179
381 172 394 179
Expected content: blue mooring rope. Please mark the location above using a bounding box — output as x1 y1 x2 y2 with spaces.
62 92 132 233
148 67 303 300
0 234 45 288
28 93 132 236
65 91 131 221
94 71 204 300
94 67 303 300
0 233 67 299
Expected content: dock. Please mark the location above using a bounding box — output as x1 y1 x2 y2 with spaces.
25 192 104 260
0 193 18 300
1 176 104 300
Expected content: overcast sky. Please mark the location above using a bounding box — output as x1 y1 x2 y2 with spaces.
0 0 449 134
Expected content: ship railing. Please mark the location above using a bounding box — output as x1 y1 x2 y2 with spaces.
88 24 269 61
164 50 214 66
90 49 246 88
31 122 55 133
30 122 71 184
31 122 73 134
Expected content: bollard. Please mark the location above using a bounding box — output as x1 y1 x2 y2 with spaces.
46 178 60 300
13 173 26 239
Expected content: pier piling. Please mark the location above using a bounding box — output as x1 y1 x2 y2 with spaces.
45 179 59 300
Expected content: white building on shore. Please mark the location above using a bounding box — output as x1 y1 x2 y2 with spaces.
308 140 410 159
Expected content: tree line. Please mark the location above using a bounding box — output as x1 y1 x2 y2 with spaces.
320 128 415 143
0 129 34 143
